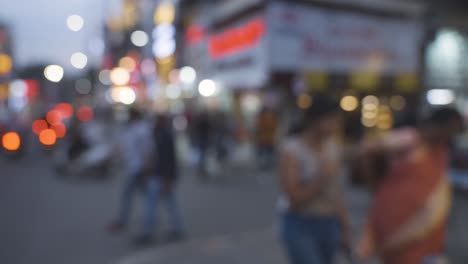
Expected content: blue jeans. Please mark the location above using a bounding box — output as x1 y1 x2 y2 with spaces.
118 171 142 225
280 212 341 264
142 178 184 235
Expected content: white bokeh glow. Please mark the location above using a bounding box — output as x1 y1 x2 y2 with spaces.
67 15 84 32
198 79 217 97
118 87 137 105
99 70 112 85
180 66 196 84
70 52 88 69
110 67 130 86
427 89 455 105
152 23 175 39
44 65 64 82
131 30 149 47
152 39 176 59
9 80 28 97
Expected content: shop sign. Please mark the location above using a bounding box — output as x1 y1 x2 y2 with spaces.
209 16 269 89
268 2 423 74
209 18 265 59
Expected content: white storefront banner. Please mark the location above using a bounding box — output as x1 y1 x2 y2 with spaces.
209 15 269 89
268 2 424 74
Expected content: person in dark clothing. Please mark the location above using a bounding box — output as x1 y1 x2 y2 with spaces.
194 111 212 178
136 114 185 244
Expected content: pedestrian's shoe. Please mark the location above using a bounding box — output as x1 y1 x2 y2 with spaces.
107 221 126 233
134 234 154 246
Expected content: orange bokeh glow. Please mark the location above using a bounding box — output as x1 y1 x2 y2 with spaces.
51 123 67 138
56 103 74 119
2 132 21 151
32 119 48 135
77 106 93 122
46 110 63 125
39 129 57 146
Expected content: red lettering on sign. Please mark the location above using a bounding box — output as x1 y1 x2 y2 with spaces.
209 18 265 59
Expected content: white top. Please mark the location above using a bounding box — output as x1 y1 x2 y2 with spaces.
120 120 153 175
279 137 343 216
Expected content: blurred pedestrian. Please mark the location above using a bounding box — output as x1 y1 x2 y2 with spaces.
214 110 231 165
135 114 185 244
278 97 351 264
108 109 153 234
255 107 278 170
194 111 212 179
356 107 464 264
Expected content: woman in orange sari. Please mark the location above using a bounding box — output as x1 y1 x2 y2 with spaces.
357 108 464 264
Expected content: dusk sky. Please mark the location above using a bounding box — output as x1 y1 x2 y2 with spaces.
0 0 122 74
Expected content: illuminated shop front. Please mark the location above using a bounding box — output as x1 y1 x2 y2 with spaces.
183 0 425 137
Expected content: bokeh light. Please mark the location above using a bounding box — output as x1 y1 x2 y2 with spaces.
67 15 84 32
130 30 149 47
180 66 196 84
44 65 64 82
75 79 92 95
152 38 176 59
118 87 136 105
0 54 13 75
51 123 67 138
2 132 21 151
119 57 137 72
110 67 130 86
390 95 406 111
297 94 313 109
362 95 379 106
154 2 176 24
169 69 180 83
9 80 28 97
362 117 377 128
46 109 63 125
427 89 455 105
70 52 88 69
77 106 93 122
99 70 112 85
340 96 359 112
39 129 57 146
198 79 216 97
55 103 73 119
32 119 48 135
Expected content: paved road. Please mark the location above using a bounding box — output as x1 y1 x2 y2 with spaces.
1 148 467 264
0 149 278 264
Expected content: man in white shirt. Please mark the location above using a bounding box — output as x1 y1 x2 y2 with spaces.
108 109 153 236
